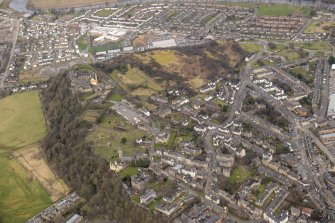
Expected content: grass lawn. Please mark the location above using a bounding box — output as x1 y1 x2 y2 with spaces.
304 21 335 33
228 166 254 184
119 166 139 178
146 50 180 66
296 41 331 51
0 91 47 149
239 43 262 53
0 153 52 223
277 49 303 61
267 43 286 52
289 66 314 85
77 34 88 51
131 194 140 203
147 179 175 194
111 66 163 93
165 10 177 21
257 4 310 17
72 64 96 73
87 112 148 161
107 93 123 102
93 8 116 17
91 41 121 54
148 196 163 211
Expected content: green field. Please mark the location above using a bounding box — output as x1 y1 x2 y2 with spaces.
277 49 307 61
91 42 121 54
267 43 286 52
0 91 51 223
257 5 310 17
289 66 314 85
77 34 88 51
296 41 331 51
304 21 335 34
107 93 123 102
228 166 254 184
239 43 262 53
119 166 139 178
0 154 52 223
0 91 47 149
93 9 116 17
111 66 163 95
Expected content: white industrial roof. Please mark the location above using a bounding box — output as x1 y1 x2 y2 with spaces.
151 39 177 48
327 94 335 117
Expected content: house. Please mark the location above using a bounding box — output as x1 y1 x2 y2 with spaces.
156 131 170 143
155 107 172 118
163 188 184 203
263 211 288 223
140 189 157 204
301 207 313 217
131 176 146 192
64 214 83 223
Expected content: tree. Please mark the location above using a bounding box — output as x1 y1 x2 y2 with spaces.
41 72 167 223
328 55 335 65
311 209 322 220
268 42 276 50
121 137 127 144
309 9 317 18
288 42 294 49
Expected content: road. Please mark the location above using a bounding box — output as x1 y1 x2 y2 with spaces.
0 19 19 89
201 40 268 220
300 125 335 164
319 59 330 118
223 40 268 126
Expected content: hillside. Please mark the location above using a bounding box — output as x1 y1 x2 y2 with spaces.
40 73 168 222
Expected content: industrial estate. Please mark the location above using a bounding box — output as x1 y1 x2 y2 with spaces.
2 0 335 223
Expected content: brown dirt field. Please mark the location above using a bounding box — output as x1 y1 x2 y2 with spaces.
13 145 70 201
131 87 156 96
132 35 148 48
19 68 49 85
29 0 117 10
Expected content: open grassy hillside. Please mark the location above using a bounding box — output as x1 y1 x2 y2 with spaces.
133 41 246 88
0 153 52 223
0 90 47 149
0 91 53 222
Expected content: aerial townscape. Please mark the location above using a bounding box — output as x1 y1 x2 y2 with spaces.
4 0 335 223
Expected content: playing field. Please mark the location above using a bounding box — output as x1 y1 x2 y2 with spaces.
239 43 262 53
0 153 52 223
0 91 55 222
256 5 310 17
29 0 117 10
0 90 47 149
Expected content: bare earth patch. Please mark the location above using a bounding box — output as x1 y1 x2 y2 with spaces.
13 145 70 201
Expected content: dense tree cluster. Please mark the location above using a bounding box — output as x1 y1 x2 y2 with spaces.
41 73 167 223
257 104 289 131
